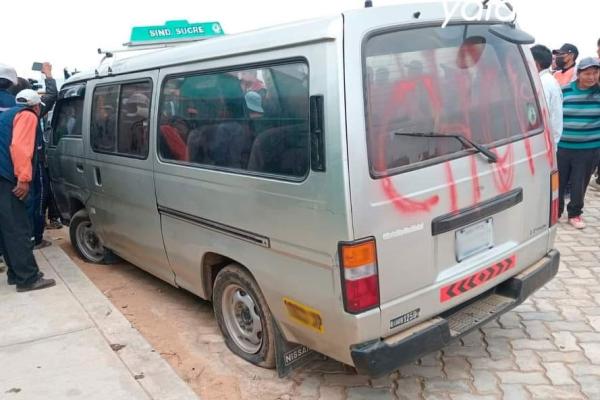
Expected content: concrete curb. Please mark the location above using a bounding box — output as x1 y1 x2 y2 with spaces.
40 245 199 400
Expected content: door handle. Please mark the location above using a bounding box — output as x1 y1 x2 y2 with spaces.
76 164 84 173
94 167 102 187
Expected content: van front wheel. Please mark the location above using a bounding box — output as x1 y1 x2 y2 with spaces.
213 265 276 368
69 209 117 264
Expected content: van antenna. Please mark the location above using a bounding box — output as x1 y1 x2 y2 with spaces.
365 0 373 8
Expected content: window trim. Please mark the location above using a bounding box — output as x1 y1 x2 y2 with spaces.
156 57 311 183
90 78 153 160
361 22 545 179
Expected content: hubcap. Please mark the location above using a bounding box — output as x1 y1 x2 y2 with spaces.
221 284 263 354
75 221 105 263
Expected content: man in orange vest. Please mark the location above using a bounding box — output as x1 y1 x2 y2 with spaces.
552 43 579 86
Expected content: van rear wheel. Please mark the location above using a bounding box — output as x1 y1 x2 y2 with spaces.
69 209 117 264
213 264 276 368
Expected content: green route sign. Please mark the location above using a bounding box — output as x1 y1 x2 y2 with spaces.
129 20 224 45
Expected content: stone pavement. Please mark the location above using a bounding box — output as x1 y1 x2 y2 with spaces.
0 246 198 400
271 191 600 400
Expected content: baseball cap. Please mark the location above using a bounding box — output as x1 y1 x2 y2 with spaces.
0 63 18 85
577 57 600 71
245 91 264 113
15 89 45 107
552 43 579 57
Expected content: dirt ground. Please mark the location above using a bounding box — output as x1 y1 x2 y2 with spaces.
48 228 356 400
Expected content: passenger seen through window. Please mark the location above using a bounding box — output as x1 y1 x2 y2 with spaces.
158 63 310 178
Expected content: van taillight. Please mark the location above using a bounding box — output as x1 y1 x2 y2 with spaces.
550 171 559 226
339 238 380 314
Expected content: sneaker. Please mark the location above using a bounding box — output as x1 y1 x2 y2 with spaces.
33 239 52 250
16 277 56 292
568 216 586 229
46 219 63 230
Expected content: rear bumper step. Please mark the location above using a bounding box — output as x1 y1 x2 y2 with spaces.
350 250 560 378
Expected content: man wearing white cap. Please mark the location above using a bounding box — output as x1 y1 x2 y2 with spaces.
0 63 18 113
0 89 56 291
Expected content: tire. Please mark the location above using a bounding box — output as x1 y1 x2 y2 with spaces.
213 264 276 368
69 209 118 264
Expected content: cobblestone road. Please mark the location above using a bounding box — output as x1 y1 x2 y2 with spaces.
200 193 600 400
66 193 600 400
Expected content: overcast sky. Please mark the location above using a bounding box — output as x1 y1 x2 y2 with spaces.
1 0 598 83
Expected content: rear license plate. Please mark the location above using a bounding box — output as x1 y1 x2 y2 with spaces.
455 218 493 262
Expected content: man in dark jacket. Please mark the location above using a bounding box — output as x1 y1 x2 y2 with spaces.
0 64 17 113
0 89 56 291
0 64 18 269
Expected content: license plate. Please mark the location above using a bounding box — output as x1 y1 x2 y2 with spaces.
455 218 494 262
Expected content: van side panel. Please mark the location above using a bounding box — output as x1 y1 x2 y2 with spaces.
84 72 174 283
153 24 367 362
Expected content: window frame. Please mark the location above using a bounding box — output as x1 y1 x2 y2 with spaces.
361 22 545 179
156 57 311 182
90 78 153 160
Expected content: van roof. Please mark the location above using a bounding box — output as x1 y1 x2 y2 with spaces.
64 1 512 85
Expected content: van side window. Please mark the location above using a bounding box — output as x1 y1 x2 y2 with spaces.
158 62 310 178
52 98 84 145
91 85 119 153
118 82 151 157
91 81 152 158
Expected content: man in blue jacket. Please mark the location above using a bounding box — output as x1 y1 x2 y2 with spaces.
0 64 17 113
0 89 56 291
0 64 18 269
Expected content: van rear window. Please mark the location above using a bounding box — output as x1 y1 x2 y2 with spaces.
364 25 542 176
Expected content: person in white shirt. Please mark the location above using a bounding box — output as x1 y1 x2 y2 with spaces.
531 45 563 146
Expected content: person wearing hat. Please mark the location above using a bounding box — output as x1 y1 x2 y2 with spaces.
0 64 18 268
11 63 58 249
0 89 56 291
552 43 579 86
0 63 18 113
557 57 600 229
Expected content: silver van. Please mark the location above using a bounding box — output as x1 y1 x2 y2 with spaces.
48 2 560 377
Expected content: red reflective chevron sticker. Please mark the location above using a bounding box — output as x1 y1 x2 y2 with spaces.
440 255 516 303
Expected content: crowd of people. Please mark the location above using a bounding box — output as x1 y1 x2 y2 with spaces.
0 62 59 292
531 39 600 229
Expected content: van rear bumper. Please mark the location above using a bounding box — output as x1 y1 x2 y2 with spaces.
350 250 560 378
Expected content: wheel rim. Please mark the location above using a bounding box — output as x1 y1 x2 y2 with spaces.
75 221 105 263
221 284 263 354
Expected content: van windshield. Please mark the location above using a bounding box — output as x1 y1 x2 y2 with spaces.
364 24 542 176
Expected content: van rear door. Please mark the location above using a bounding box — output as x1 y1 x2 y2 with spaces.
344 8 555 336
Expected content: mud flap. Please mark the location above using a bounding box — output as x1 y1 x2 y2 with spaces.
274 320 321 378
